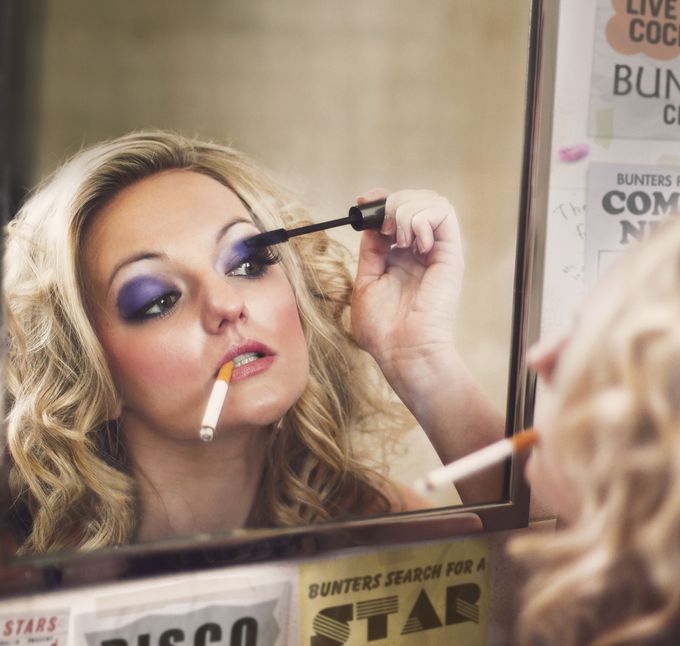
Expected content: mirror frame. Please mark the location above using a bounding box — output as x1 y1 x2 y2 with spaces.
0 0 558 598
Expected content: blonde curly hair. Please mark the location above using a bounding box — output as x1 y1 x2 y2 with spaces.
511 216 680 645
4 131 410 554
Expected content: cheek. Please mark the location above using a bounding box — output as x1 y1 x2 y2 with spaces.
98 323 201 392
257 276 307 345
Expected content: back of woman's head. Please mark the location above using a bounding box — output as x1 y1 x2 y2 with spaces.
513 216 680 645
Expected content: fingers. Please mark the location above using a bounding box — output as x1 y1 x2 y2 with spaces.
390 190 459 254
526 329 572 385
356 187 389 205
355 188 461 256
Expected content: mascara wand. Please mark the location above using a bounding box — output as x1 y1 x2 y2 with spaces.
244 198 386 249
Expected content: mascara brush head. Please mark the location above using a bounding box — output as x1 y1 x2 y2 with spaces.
244 228 290 249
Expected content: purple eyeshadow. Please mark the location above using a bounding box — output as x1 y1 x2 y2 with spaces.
217 239 249 273
117 276 173 319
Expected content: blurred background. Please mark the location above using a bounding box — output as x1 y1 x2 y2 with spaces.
2 0 531 505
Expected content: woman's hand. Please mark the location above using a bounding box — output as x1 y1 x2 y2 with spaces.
351 188 504 504
351 188 463 389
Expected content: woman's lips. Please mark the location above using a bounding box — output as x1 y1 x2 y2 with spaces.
217 341 275 382
230 355 275 382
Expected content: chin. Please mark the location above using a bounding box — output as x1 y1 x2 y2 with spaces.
221 400 297 431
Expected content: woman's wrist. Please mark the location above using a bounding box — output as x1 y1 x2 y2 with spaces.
378 344 504 459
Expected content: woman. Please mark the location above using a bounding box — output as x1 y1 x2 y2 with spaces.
4 131 502 554
514 216 680 644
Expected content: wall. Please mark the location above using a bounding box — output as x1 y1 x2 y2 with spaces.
17 0 530 413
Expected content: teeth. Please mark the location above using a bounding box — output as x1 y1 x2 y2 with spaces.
232 352 261 368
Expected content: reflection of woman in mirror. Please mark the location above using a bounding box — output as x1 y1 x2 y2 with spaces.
4 131 502 554
512 218 680 644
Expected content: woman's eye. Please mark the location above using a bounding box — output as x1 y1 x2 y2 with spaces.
121 290 180 323
127 291 181 321
228 258 266 278
226 247 281 278
118 276 182 322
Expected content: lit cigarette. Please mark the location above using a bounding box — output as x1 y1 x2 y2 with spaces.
414 430 538 493
199 362 234 442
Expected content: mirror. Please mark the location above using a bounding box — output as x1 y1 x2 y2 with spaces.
0 0 551 590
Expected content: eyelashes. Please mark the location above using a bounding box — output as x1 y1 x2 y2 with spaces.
117 245 282 322
225 245 281 277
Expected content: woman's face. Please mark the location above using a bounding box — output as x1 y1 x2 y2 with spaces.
525 332 580 522
83 170 310 442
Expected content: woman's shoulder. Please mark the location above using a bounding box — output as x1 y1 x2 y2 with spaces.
382 478 433 513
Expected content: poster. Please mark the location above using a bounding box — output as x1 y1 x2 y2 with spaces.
73 580 291 646
299 539 490 645
586 161 680 286
0 610 69 646
589 0 680 140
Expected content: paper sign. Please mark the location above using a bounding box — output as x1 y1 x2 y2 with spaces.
586 161 680 287
0 610 69 646
74 581 291 646
299 539 490 645
589 0 680 140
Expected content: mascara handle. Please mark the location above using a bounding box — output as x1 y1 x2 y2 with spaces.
348 198 386 231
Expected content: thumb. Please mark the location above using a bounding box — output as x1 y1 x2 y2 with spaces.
354 229 391 291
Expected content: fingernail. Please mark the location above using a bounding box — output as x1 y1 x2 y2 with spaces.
396 226 407 248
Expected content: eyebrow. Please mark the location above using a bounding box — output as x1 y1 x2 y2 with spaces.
106 217 253 289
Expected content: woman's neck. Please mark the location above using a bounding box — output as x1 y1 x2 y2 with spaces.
120 420 270 543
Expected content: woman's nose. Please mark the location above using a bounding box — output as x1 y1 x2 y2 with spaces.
200 274 248 332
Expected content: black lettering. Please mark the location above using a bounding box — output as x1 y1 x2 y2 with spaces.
446 583 481 625
627 190 652 215
636 66 661 99
603 190 626 214
400 590 443 635
662 21 678 46
195 622 221 646
160 629 184 646
620 219 647 243
647 20 661 44
664 104 677 124
630 17 646 42
101 641 127 646
356 596 399 641
626 0 642 16
230 618 257 646
653 191 680 214
613 64 633 96
311 604 353 646
667 68 680 99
